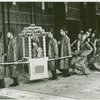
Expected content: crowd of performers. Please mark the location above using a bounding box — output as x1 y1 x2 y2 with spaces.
0 26 100 88
71 28 100 75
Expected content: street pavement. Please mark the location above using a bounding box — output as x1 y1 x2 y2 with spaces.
1 70 100 100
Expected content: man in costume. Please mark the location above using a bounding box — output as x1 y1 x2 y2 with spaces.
59 26 72 77
0 32 5 88
7 28 19 86
48 28 58 80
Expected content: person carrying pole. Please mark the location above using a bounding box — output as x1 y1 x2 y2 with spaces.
47 28 58 80
0 32 5 88
58 26 72 77
7 28 19 87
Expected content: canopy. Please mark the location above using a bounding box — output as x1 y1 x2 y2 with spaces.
20 24 47 37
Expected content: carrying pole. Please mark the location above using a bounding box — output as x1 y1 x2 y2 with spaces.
0 55 72 65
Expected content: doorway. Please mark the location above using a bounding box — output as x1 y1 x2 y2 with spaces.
53 2 66 40
66 20 80 43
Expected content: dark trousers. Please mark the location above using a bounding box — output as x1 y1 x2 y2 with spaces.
12 77 19 84
51 69 57 79
0 79 5 88
61 69 70 76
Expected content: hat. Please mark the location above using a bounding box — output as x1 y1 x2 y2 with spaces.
61 26 67 32
88 28 92 32
10 27 15 33
49 27 54 34
80 30 84 34
8 27 16 36
31 36 39 44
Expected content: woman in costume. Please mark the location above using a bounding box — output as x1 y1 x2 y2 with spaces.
92 34 100 70
71 30 84 51
31 37 43 58
71 34 93 75
88 31 98 69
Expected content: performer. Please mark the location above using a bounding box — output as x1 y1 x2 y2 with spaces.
90 30 97 55
7 29 19 86
86 28 92 38
92 34 100 70
71 34 93 75
0 32 5 88
31 37 43 58
58 26 72 77
71 30 84 51
96 35 100 55
88 31 97 67
47 28 58 80
77 30 84 50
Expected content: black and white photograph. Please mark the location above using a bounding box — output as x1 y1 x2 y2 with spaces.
0 1 100 99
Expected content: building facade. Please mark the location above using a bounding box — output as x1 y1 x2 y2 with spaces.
0 2 54 53
0 2 100 53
